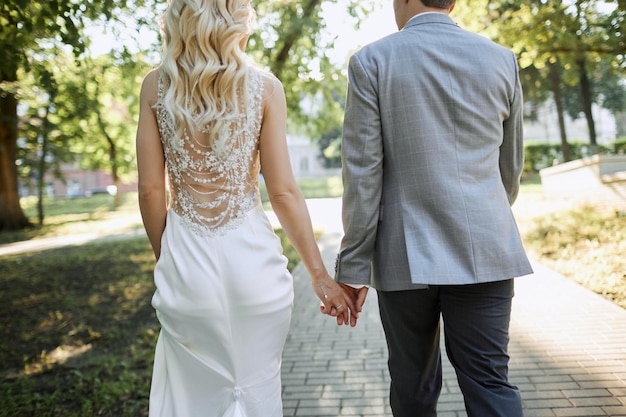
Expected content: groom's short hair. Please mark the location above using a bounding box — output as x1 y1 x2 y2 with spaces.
420 0 455 9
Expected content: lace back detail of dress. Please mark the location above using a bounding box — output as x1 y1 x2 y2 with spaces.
155 68 264 237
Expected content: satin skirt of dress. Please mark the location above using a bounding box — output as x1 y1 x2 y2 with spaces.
149 204 294 417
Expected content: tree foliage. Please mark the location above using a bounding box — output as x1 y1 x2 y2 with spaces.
456 0 625 155
17 48 80 224
1 0 373 230
5 0 622 232
77 52 150 206
248 0 371 137
0 0 158 230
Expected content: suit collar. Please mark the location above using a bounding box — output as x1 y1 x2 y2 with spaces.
402 12 456 30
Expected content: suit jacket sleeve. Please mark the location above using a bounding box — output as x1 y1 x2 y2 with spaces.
499 52 525 206
335 53 383 286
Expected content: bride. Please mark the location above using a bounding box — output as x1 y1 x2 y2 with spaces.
135 0 359 415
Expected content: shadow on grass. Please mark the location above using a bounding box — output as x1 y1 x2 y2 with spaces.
0 237 159 417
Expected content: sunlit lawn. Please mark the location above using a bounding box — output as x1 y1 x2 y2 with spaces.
513 180 626 310
0 175 624 416
0 176 344 245
0 193 144 245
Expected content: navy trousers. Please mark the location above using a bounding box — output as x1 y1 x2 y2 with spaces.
377 279 523 417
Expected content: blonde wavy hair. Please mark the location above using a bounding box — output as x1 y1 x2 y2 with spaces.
159 0 255 144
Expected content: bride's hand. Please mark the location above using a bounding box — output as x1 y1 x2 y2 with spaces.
313 275 358 326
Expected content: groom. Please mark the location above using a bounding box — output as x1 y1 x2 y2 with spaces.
334 0 533 416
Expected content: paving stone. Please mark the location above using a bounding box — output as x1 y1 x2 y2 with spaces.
521 409 557 417
524 398 575 409
522 390 568 400
295 406 341 416
610 388 626 396
569 396 623 407
562 388 613 398
602 404 626 415
551 407 606 416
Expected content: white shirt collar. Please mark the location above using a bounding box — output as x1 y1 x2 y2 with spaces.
406 11 447 25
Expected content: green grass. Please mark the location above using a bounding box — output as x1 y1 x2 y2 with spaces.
259 176 344 204
511 175 626 309
290 176 343 199
0 175 624 415
518 203 626 309
2 176 343 245
0 238 156 416
0 193 144 245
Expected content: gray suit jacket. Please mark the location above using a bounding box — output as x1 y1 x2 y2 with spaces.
335 13 533 291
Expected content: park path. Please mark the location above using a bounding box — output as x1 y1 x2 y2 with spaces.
0 228 145 257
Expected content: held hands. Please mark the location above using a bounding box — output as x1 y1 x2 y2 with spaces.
313 275 357 326
336 284 368 327
313 277 368 327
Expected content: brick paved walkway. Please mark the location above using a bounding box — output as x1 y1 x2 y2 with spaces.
281 199 626 417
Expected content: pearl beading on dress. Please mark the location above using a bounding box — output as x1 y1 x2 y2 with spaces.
154 69 264 237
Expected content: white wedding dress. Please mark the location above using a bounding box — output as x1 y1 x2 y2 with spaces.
149 67 294 417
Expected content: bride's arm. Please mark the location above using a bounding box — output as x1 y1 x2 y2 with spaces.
136 70 167 260
258 74 358 326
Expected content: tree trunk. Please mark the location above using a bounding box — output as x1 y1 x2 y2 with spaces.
93 76 122 207
36 138 47 226
615 110 626 138
548 62 571 162
577 58 598 154
36 104 53 226
0 71 31 231
108 137 122 207
96 105 122 207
